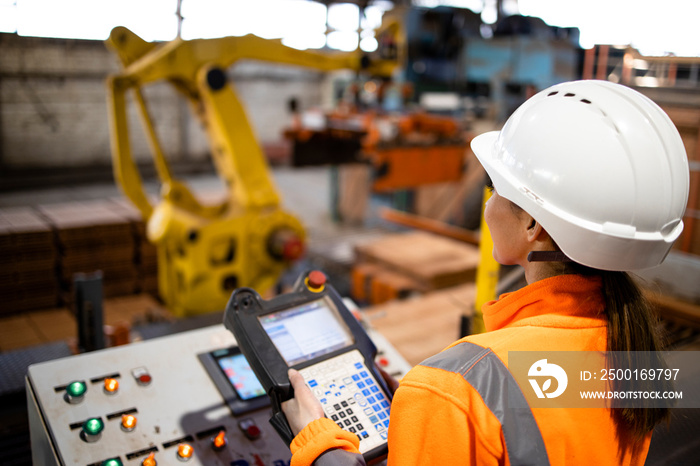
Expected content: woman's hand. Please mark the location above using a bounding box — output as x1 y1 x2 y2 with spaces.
377 366 400 394
281 369 325 436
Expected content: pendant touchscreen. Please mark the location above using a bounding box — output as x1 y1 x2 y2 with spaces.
224 271 392 461
259 299 353 366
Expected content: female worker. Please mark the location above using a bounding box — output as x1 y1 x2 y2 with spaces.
281 80 690 465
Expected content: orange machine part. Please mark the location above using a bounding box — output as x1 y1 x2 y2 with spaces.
371 145 466 192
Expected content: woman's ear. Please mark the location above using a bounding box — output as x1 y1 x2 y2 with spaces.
526 218 546 243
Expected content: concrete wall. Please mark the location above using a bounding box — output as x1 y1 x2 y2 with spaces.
0 33 325 172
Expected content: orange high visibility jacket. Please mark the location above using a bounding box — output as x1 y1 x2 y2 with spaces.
289 274 652 466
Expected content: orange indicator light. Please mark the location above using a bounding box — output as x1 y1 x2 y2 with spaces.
141 452 156 466
121 414 137 432
104 378 119 394
177 443 194 460
212 430 227 450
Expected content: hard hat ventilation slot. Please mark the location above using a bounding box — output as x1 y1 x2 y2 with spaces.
580 99 592 104
547 91 558 96
564 93 576 97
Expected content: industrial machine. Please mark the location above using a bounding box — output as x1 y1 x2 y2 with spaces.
284 108 471 192
26 302 411 465
104 23 400 317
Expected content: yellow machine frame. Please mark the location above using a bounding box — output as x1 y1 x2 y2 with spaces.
105 26 400 316
473 187 499 333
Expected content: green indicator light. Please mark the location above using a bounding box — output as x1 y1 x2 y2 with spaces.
83 417 104 436
102 459 123 466
66 381 87 398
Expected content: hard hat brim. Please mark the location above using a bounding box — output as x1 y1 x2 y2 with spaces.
470 130 499 165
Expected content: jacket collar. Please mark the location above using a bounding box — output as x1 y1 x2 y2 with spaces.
482 274 606 332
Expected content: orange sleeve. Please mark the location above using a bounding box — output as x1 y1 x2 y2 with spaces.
290 417 361 466
387 366 505 466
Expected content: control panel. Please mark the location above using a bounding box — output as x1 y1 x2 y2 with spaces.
26 319 410 465
224 270 396 460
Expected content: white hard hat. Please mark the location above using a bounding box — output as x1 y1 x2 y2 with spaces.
471 80 689 271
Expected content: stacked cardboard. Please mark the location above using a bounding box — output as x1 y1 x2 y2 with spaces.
352 231 480 305
0 207 59 315
108 197 159 296
37 200 138 308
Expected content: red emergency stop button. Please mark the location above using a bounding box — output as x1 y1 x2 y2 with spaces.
306 270 326 292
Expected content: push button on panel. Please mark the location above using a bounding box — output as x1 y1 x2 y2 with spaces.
211 430 227 451
81 417 104 443
121 414 137 432
64 380 87 404
141 452 156 466
176 443 194 461
104 377 119 395
238 418 261 440
305 270 326 292
132 367 152 386
102 459 123 466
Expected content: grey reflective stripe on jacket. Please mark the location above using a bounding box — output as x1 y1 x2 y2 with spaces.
420 342 550 466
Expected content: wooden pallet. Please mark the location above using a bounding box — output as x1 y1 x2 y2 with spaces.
362 284 476 366
351 262 426 305
353 231 480 291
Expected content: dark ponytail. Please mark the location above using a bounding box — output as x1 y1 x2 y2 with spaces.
560 264 672 439
599 270 671 439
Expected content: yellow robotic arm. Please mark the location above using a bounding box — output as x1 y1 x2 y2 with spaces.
105 26 400 316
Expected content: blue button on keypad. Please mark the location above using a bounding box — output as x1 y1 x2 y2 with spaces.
298 350 392 454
